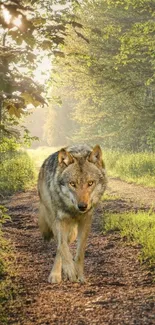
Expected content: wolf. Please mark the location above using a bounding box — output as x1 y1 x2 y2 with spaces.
38 144 107 284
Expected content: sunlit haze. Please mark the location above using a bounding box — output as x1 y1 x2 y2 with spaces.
1 5 52 84
33 55 52 84
1 5 22 27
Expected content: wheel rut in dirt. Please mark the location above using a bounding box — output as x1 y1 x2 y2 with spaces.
3 182 155 325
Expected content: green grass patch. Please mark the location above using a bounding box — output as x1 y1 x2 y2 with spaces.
0 151 37 195
102 193 121 201
27 146 60 168
103 210 155 266
104 151 155 187
0 206 10 277
0 206 16 324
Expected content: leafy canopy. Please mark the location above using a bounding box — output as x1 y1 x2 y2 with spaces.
0 0 80 140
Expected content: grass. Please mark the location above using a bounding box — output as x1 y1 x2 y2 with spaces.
0 206 16 324
104 151 155 187
0 142 37 323
27 147 155 187
27 147 155 188
27 146 60 168
103 209 155 266
102 193 121 201
0 207 10 277
0 151 37 195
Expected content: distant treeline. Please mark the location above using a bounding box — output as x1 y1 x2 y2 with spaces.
44 0 155 152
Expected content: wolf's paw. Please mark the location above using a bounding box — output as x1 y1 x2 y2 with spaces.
74 261 86 283
63 262 77 282
77 274 86 284
48 271 61 284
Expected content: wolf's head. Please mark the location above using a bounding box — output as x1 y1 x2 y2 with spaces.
57 144 107 214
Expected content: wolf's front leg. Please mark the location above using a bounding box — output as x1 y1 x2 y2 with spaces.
74 214 92 283
60 241 77 282
55 220 77 282
48 252 62 283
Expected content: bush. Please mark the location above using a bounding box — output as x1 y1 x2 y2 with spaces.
0 151 37 195
0 137 20 153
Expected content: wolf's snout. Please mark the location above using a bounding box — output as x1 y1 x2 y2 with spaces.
78 202 88 212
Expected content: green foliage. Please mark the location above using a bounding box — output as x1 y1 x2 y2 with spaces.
0 151 37 195
0 136 37 321
49 0 155 151
103 210 155 265
0 206 16 323
0 206 10 277
0 0 80 141
0 136 20 152
27 146 60 168
0 135 37 195
104 150 155 187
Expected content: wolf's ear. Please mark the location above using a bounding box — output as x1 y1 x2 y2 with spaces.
58 149 74 167
88 145 105 168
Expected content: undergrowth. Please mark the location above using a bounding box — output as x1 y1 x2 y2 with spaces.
103 210 155 266
27 147 155 188
0 151 37 195
27 146 60 168
0 138 36 322
104 151 155 187
0 206 16 324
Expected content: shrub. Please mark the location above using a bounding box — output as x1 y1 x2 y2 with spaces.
0 151 37 195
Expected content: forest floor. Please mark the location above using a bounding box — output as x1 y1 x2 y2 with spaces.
2 178 155 325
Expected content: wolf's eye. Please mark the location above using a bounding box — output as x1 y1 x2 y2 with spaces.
69 181 76 188
88 181 94 187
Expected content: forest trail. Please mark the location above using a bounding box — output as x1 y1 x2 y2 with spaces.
108 178 155 208
3 179 155 325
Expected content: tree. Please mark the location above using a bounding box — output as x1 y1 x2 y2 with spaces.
0 0 81 142
49 0 155 151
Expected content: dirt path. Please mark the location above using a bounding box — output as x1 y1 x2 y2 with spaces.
2 179 155 325
108 178 155 208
